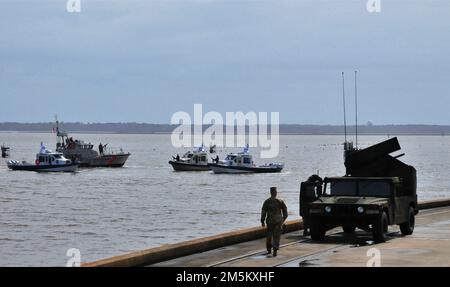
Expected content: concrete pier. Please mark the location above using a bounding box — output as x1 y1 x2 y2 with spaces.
84 198 450 267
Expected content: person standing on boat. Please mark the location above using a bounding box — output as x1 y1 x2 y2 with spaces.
40 142 46 154
99 143 107 155
261 187 288 257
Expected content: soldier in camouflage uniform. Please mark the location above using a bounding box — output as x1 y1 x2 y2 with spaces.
300 174 322 236
261 187 288 257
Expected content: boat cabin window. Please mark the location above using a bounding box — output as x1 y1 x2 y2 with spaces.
200 155 207 162
243 157 252 164
39 156 48 163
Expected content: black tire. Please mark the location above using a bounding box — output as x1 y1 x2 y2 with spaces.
373 211 388 243
310 219 326 241
399 206 415 235
342 225 356 233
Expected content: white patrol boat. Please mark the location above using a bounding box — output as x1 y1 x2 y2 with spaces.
7 143 78 172
208 146 284 174
169 147 210 171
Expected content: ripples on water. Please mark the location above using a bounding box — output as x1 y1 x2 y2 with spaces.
0 133 449 266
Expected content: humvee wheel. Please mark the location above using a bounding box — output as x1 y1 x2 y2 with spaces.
373 211 388 243
310 219 326 241
399 207 415 235
343 226 356 233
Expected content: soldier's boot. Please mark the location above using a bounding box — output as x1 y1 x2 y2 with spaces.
303 228 310 237
273 249 278 257
266 237 272 254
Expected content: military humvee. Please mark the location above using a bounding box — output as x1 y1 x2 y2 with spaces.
301 137 418 243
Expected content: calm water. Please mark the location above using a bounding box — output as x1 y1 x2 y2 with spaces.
0 133 449 266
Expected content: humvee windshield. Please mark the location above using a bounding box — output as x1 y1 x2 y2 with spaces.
326 180 392 197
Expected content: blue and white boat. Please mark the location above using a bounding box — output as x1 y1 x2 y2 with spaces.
7 143 78 172
208 146 284 174
169 146 210 171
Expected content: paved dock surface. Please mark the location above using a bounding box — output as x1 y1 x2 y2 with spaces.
151 206 450 267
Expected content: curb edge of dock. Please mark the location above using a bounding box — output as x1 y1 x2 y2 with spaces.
82 198 450 267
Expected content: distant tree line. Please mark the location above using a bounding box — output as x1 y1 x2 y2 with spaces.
0 122 450 135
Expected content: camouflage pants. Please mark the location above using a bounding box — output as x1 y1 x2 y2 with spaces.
266 223 283 251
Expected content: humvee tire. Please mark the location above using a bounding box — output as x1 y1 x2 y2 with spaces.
373 211 388 243
399 206 415 235
310 219 326 241
343 226 356 233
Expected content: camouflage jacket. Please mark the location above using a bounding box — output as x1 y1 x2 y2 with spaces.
261 197 288 225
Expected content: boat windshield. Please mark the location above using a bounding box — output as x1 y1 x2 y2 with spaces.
225 155 236 161
53 154 63 159
183 152 193 158
327 180 392 197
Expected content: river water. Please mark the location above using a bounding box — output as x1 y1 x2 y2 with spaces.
0 133 449 266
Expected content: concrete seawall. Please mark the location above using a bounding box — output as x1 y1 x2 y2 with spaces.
83 198 450 267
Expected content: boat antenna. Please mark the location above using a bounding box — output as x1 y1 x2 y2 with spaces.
354 70 358 149
55 114 60 134
342 72 347 143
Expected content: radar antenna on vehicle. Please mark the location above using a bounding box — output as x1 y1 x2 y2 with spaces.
342 72 347 143
354 70 358 149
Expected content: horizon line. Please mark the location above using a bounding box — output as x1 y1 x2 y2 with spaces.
2 122 450 126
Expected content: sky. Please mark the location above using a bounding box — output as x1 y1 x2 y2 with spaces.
1 0 450 124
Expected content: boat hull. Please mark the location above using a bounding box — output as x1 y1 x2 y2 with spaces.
79 153 130 168
7 162 78 172
169 161 211 171
208 164 283 174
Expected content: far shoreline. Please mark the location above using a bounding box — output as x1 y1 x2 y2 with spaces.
0 130 448 137
1 123 450 136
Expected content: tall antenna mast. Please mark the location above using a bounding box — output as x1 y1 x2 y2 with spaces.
342 72 347 143
354 70 358 149
55 114 59 133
